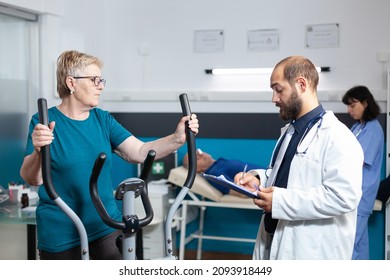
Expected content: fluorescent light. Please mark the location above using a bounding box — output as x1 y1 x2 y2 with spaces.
318 67 330 72
205 67 330 75
206 68 274 75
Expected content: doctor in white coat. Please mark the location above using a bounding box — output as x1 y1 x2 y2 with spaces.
236 56 363 260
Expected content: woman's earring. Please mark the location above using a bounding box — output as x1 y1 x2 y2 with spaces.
70 89 74 94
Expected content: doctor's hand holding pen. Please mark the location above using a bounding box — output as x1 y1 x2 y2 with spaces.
234 164 259 192
234 169 274 212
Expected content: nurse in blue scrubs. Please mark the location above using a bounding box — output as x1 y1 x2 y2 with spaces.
342 85 384 260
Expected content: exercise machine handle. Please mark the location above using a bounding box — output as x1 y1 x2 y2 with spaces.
140 150 156 182
89 150 156 230
90 153 125 230
37 98 58 200
37 98 89 260
179 93 197 189
163 93 197 258
138 150 155 227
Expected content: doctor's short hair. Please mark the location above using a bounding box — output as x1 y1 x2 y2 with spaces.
274 56 319 91
342 85 380 121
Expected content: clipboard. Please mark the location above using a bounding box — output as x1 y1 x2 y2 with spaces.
201 173 259 198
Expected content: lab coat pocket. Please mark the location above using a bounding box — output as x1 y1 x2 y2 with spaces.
289 154 322 191
293 221 322 259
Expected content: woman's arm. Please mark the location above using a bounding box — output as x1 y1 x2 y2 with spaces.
115 114 198 163
20 122 55 185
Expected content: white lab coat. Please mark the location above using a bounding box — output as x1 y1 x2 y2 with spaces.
253 111 363 260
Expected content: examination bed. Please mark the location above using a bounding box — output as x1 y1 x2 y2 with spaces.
167 166 259 260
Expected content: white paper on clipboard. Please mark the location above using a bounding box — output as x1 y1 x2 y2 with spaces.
201 173 259 198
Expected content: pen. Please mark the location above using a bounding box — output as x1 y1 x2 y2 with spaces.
241 164 248 180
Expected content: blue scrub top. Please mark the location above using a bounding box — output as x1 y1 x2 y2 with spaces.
351 119 384 216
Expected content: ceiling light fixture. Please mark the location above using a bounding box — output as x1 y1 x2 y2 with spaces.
205 66 330 75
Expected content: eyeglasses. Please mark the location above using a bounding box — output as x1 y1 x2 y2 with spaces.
73 76 106 87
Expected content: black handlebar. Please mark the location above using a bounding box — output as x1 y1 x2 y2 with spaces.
37 98 90 259
140 150 156 183
179 93 197 189
89 150 156 231
37 98 58 200
89 153 126 230
138 150 156 226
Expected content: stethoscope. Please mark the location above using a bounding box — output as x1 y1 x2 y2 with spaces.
352 122 366 138
265 110 326 179
295 110 326 155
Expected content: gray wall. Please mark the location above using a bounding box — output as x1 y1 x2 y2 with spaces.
56 1 390 90
8 0 387 114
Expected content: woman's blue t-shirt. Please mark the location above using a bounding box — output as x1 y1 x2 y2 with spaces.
25 107 131 253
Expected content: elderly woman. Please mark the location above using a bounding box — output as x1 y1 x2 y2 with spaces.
20 50 199 260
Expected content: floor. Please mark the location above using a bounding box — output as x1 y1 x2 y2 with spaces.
183 250 251 260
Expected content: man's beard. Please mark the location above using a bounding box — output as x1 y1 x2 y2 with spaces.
279 89 302 121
